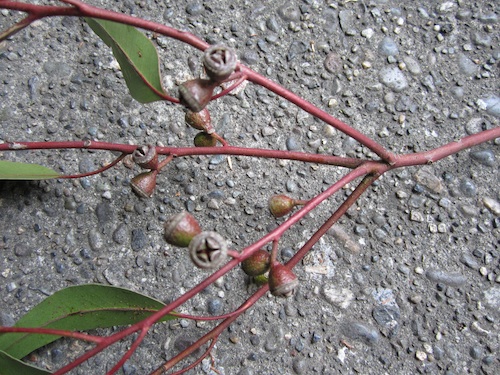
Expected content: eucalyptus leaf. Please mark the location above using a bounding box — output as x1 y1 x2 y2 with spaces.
85 18 166 103
0 350 51 375
0 160 60 180
0 284 174 359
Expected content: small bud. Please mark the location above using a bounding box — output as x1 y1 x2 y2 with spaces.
269 195 297 218
268 262 298 298
185 108 213 132
133 145 158 170
194 132 217 147
189 231 228 269
253 273 269 286
178 78 217 113
130 170 158 198
241 249 271 276
203 44 237 83
164 212 202 247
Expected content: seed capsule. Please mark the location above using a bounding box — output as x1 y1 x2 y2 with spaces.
268 195 297 218
132 144 158 170
194 132 217 147
203 44 237 82
178 78 217 112
163 212 202 248
268 262 299 298
130 170 158 198
189 231 228 269
185 108 213 132
241 249 271 276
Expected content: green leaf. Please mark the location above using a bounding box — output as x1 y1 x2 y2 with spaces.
0 161 60 180
0 351 51 375
85 18 166 103
0 284 174 359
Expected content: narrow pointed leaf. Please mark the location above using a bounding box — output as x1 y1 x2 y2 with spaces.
0 350 51 375
85 18 166 103
0 160 60 180
0 284 174 359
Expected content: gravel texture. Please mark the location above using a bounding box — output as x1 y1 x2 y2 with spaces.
0 1 499 374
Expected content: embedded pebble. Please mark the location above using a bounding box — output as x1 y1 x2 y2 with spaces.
324 53 342 73
277 4 300 21
403 57 422 75
459 179 477 197
410 211 424 222
470 150 495 167
457 54 478 76
361 28 374 39
131 229 147 251
286 136 301 151
0 312 15 327
207 298 222 315
264 326 284 352
43 61 72 78
341 321 379 345
469 346 482 359
465 117 486 135
339 10 357 35
207 199 220 210
460 204 479 217
372 289 400 337
379 67 408 92
483 197 500 216
13 243 32 257
262 126 276 137
292 358 307 374
483 287 500 310
209 155 226 165
185 3 204 16
378 37 399 56
413 168 443 193
88 229 104 251
477 95 500 117
460 253 480 270
327 224 360 253
95 202 113 224
415 350 427 361
240 49 259 65
112 223 129 245
79 158 96 174
426 269 467 287
287 41 307 61
471 32 492 48
286 179 298 193
122 363 136 375
322 287 354 309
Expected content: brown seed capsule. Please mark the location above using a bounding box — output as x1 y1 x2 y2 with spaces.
203 44 237 83
268 195 297 218
185 108 213 132
188 231 228 269
132 145 158 170
130 170 158 198
178 78 217 112
163 212 202 248
241 249 271 276
268 262 299 298
193 132 217 147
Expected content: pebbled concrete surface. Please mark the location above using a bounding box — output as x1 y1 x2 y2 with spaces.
0 1 499 374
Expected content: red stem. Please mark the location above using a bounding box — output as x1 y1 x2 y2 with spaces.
210 73 248 101
0 141 365 169
59 153 125 179
0 326 103 344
